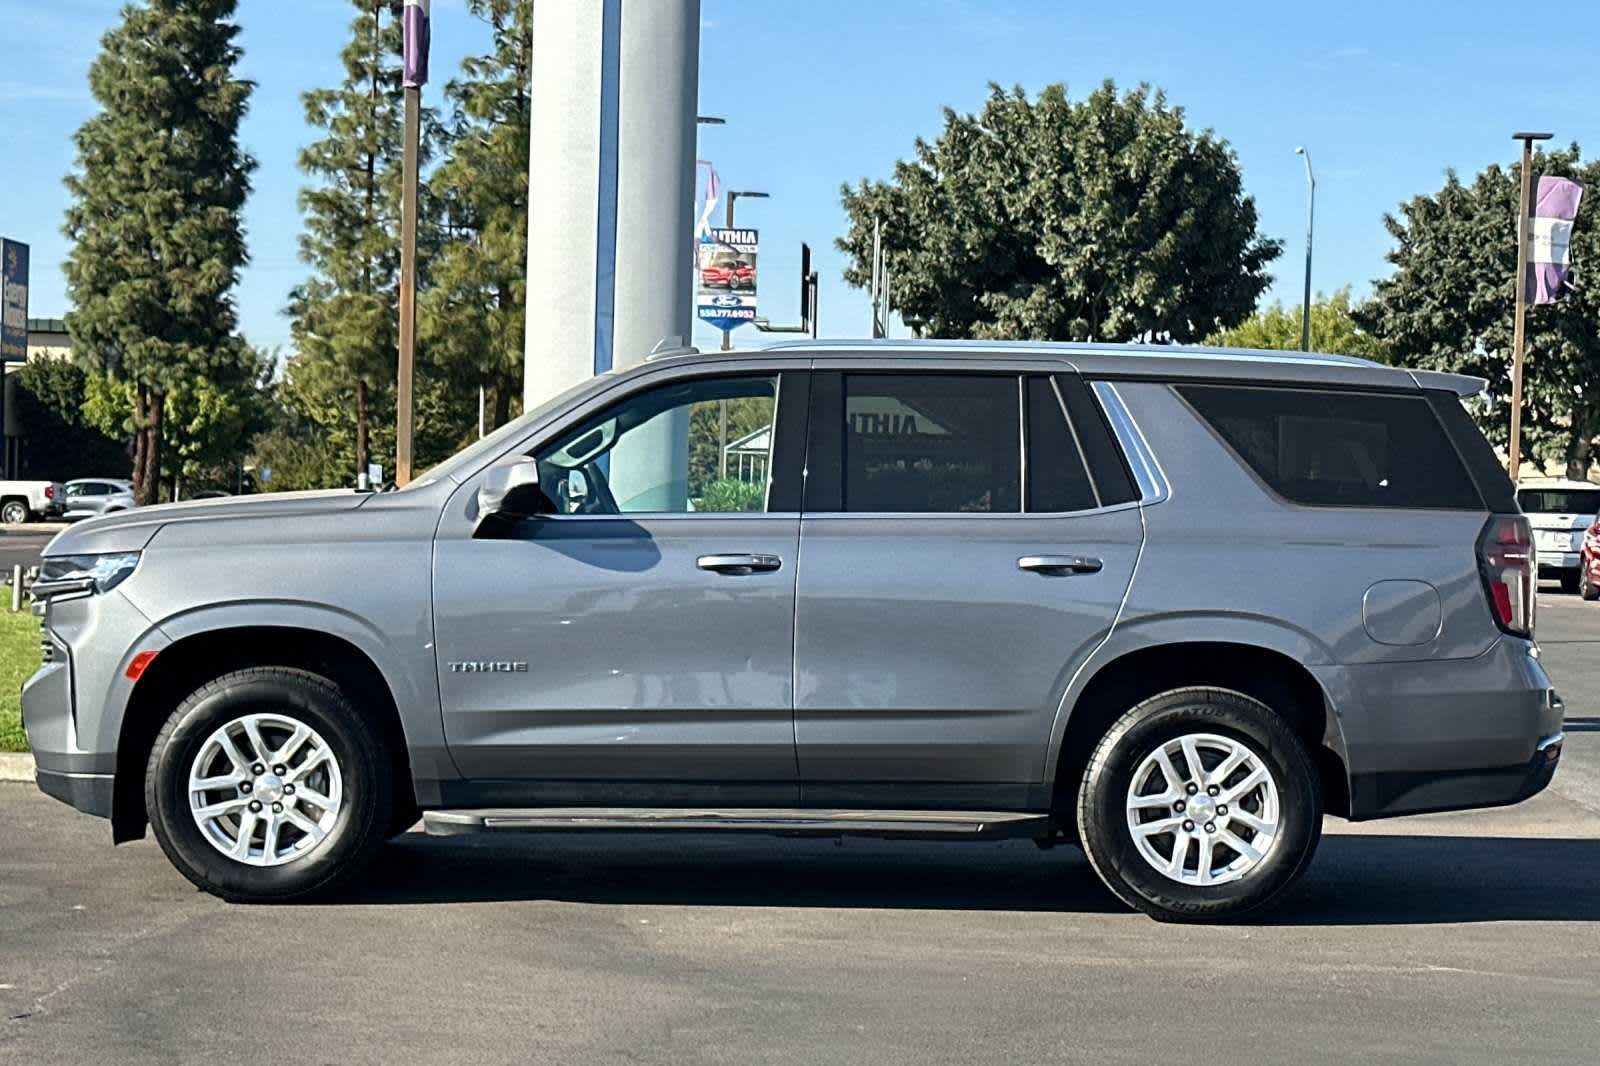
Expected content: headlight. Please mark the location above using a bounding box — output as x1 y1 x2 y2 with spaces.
37 553 142 596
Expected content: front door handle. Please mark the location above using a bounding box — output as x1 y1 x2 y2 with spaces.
1018 555 1103 576
697 554 783 575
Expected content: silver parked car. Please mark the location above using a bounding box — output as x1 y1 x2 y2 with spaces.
23 342 1563 921
62 478 137 522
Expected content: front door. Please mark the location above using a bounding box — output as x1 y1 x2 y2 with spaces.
793 369 1143 809
433 370 810 804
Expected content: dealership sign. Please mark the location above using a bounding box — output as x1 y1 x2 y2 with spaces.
696 227 758 333
0 238 28 364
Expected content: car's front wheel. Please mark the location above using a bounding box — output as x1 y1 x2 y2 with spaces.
145 667 394 903
1076 687 1322 922
1582 565 1600 601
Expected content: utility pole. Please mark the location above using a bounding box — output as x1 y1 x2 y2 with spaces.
1294 147 1315 351
1509 131 1553 480
396 0 430 487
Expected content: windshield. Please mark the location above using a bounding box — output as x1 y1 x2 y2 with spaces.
406 370 618 489
1517 488 1600 516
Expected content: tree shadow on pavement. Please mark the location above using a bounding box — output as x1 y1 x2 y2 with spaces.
327 831 1600 925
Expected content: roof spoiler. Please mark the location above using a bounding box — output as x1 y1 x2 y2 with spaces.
1408 369 1487 398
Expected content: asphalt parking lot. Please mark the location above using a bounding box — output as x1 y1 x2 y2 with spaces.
3 595 1599 1064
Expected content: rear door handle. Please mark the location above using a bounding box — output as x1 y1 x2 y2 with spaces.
1018 555 1103 576
697 554 783 575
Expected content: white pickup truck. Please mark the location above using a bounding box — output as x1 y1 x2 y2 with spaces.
0 480 63 524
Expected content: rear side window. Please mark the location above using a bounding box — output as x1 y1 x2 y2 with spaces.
1025 376 1097 512
841 374 1020 513
1178 385 1483 510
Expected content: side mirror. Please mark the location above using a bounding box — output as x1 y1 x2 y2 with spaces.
476 456 550 532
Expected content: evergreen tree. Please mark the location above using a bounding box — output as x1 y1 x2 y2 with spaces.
1356 146 1600 478
62 0 256 506
290 0 416 480
422 0 532 434
838 82 1279 343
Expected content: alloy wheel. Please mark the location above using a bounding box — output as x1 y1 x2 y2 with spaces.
1124 732 1281 886
187 712 345 867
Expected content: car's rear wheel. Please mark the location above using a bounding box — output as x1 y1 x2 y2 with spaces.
1 499 30 524
1581 565 1600 601
145 667 393 903
1076 687 1322 922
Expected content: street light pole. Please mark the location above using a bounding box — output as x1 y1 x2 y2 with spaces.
1509 131 1554 480
1294 147 1315 352
720 190 768 351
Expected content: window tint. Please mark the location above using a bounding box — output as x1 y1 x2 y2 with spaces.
1057 375 1139 506
535 375 779 514
1178 385 1483 510
1026 376 1097 512
841 374 1020 513
1516 488 1600 516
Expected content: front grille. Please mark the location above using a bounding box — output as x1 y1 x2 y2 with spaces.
33 599 54 663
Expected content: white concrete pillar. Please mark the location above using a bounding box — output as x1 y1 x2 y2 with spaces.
523 0 700 412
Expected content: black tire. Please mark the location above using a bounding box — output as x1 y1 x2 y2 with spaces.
1 500 30 524
1559 570 1582 595
1076 687 1322 923
1581 566 1600 601
145 667 395 903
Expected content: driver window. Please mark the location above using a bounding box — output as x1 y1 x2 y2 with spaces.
535 375 779 515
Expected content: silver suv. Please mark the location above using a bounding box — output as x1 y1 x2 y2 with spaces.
23 342 1563 921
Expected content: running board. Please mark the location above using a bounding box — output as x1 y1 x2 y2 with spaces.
422 808 1054 841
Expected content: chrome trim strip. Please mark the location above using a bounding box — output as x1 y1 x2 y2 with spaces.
1091 380 1169 505
1536 732 1564 753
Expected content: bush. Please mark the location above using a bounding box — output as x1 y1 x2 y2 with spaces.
697 477 765 513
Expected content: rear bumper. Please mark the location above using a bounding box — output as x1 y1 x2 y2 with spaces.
1316 638 1563 820
1348 730 1561 820
1538 553 1580 573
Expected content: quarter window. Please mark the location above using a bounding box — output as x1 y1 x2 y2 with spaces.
840 374 1020 513
1178 385 1483 510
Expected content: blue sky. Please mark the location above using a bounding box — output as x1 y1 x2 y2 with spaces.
3 0 1599 357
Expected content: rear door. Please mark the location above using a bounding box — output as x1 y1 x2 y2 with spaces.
792 366 1143 809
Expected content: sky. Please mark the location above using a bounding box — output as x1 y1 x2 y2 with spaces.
3 0 1600 358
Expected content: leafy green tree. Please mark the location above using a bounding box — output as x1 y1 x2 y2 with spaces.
62 0 257 505
1356 145 1600 479
421 0 531 435
7 360 129 481
290 0 426 481
1207 288 1390 361
838 82 1279 342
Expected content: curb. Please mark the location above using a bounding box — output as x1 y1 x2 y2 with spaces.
0 752 37 782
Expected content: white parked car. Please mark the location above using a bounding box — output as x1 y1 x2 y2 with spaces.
62 478 137 522
1517 479 1600 593
0 479 64 524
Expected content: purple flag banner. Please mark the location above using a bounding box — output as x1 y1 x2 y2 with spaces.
1528 176 1584 304
402 0 430 89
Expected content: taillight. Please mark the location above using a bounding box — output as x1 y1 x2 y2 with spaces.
45 485 55 498
1586 522 1600 553
1477 515 1535 637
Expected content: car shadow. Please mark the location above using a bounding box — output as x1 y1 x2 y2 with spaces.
322 831 1600 925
